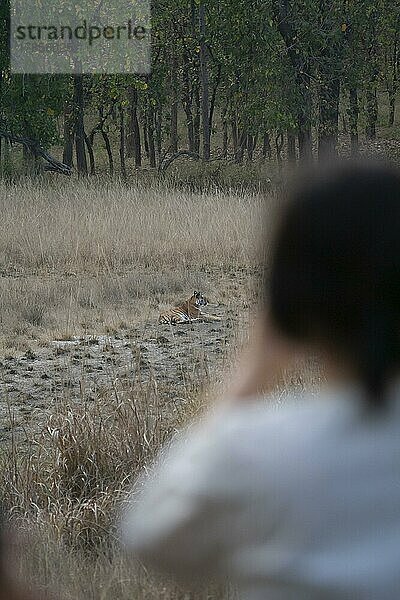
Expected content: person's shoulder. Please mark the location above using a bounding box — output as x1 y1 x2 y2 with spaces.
150 384 360 501
200 385 360 476
212 385 357 439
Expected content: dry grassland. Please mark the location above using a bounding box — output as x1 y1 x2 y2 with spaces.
0 178 316 599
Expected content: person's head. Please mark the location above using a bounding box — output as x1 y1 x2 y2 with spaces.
268 159 400 409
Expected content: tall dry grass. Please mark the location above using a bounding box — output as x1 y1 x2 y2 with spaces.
0 178 270 273
0 178 267 351
2 356 226 598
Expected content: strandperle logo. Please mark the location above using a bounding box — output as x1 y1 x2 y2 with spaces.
14 20 147 47
11 0 151 74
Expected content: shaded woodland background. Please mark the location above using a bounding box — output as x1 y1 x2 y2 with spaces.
0 0 399 178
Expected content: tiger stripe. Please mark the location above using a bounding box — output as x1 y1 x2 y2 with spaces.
158 291 221 325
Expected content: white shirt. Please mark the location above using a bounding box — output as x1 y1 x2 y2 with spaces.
120 384 400 599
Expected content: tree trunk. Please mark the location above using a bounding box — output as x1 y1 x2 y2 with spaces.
102 130 114 176
276 1 312 162
287 130 296 163
0 137 10 178
170 55 179 153
127 87 142 166
182 54 195 152
221 99 229 159
22 145 41 176
275 132 284 172
133 98 142 167
73 74 88 176
119 105 127 179
317 0 342 160
388 39 398 126
156 105 163 158
247 134 253 161
193 86 201 155
84 133 95 175
231 115 238 162
209 64 221 144
247 133 258 161
297 125 312 162
237 128 247 164
222 120 228 158
143 115 149 160
263 133 272 161
147 103 156 168
389 87 396 127
318 76 340 159
191 0 201 156
365 9 379 141
365 87 378 140
63 102 74 167
348 87 359 156
199 2 210 160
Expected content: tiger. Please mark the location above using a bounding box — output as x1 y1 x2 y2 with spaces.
158 291 222 325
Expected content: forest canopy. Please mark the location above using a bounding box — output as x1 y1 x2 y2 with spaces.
0 0 399 175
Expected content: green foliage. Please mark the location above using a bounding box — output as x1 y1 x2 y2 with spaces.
0 0 67 147
0 0 399 169
3 74 67 145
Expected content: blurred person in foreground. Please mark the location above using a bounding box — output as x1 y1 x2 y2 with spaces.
120 160 400 599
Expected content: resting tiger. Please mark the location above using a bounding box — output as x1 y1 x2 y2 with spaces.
158 291 222 325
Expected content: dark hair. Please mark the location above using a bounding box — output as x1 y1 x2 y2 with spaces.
269 159 400 409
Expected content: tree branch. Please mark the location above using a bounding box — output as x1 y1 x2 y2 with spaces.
0 129 72 175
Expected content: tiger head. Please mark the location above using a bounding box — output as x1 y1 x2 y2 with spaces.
192 291 209 307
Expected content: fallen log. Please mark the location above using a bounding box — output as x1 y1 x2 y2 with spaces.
158 150 200 174
0 129 72 176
